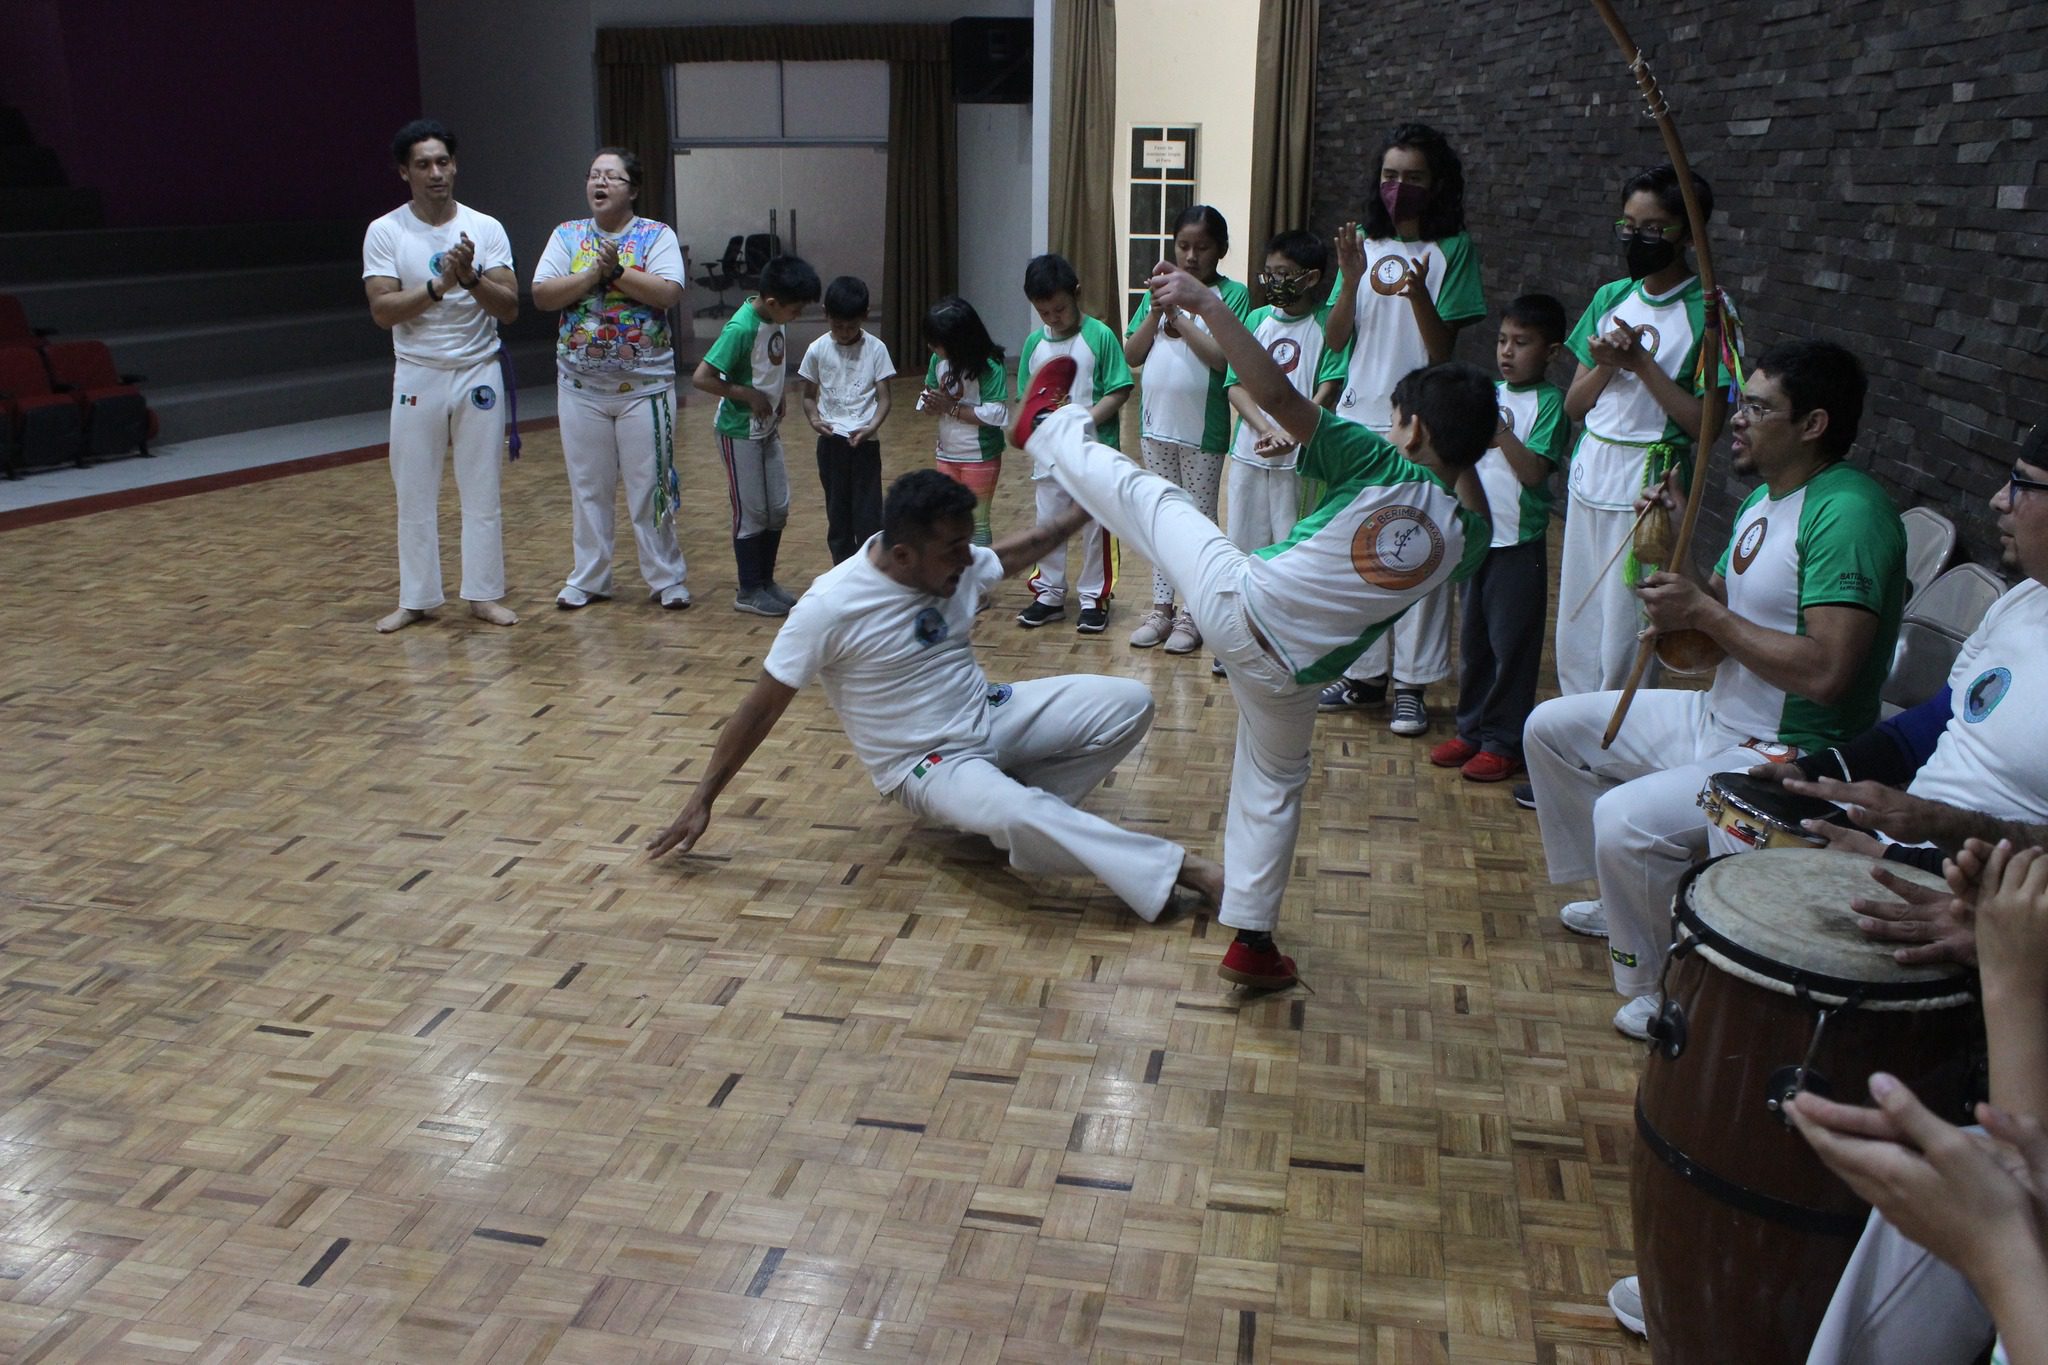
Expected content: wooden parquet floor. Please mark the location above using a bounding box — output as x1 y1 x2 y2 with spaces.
0 384 1650 1363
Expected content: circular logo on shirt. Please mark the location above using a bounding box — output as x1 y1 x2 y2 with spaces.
428 251 446 277
1369 254 1414 295
767 332 786 365
1636 323 1663 356
469 385 497 411
1497 403 1516 435
940 369 963 399
1350 505 1445 590
1731 516 1768 574
986 682 1013 708
1269 337 1301 375
1964 667 2011 723
913 606 948 647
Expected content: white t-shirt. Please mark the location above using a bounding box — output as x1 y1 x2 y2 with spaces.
1565 275 1712 509
763 540 1009 792
1908 579 2048 823
797 332 896 438
362 202 514 367
1225 304 1332 471
532 216 686 391
1324 232 1486 433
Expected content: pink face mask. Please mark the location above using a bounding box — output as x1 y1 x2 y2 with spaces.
1380 179 1429 226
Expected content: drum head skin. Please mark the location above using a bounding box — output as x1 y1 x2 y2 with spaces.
1707 771 1839 829
1687 848 1960 992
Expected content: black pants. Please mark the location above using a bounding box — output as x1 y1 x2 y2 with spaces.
1455 537 1547 757
815 433 883 564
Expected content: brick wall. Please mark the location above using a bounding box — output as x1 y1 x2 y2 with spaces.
1311 0 2047 568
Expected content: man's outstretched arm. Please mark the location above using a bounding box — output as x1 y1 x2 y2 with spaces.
1147 263 1322 446
994 500 1093 578
647 672 799 857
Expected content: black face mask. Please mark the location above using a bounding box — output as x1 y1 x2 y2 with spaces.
1626 238 1679 280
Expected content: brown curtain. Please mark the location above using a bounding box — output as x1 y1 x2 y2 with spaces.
596 23 957 354
1247 0 1318 308
1049 0 1118 318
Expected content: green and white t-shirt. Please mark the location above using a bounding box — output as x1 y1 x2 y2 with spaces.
1126 275 1252 450
1245 410 1489 685
1224 302 1334 472
925 353 1010 463
1316 230 1485 433
704 299 789 440
1019 314 1133 455
1708 461 1905 751
1565 274 1714 509
1475 379 1567 547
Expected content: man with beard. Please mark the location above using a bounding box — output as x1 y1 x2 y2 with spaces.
1522 338 1907 1042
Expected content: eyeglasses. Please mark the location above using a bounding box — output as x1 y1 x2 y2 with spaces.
2008 464 2048 500
587 172 631 185
1734 398 1782 421
1258 270 1316 287
1613 220 1683 245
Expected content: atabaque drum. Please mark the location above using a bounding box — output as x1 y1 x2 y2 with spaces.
1632 849 1977 1365
1697 770 1845 852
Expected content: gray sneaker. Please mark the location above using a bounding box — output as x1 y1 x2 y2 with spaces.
1162 609 1201 654
764 580 799 608
734 587 789 617
1128 604 1174 648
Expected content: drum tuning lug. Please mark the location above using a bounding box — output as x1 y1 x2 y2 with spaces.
1766 1065 1832 1124
1648 1000 1686 1058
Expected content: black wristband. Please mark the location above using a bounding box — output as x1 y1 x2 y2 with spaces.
425 279 442 303
461 272 481 290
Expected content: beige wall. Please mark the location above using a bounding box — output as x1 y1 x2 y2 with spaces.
1111 0 1262 303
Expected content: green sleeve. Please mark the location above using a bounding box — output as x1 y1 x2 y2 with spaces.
924 352 940 386
982 359 1012 403
1566 282 1624 370
1527 385 1568 466
703 307 757 384
1297 408 1395 487
1799 482 1903 613
1452 505 1492 581
1316 335 1351 387
1434 234 1487 324
1019 331 1041 378
1125 291 1153 339
1089 318 1133 394
1715 486 1768 578
1216 276 1254 321
1224 306 1275 389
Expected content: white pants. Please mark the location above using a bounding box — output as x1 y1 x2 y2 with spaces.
1556 491 1663 696
558 381 688 597
1523 687 1769 997
1345 578 1453 686
1805 1199 1994 1364
1027 476 1116 608
1224 458 1300 553
389 355 505 608
1033 407 1321 932
1139 435 1225 604
891 674 1182 917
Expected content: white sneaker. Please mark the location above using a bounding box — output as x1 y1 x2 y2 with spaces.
1613 995 1659 1041
1129 605 1174 649
1607 1274 1646 1337
1162 609 1201 654
1559 900 1609 937
556 585 609 610
658 584 693 609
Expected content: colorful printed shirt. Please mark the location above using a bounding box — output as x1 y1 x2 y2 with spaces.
532 216 685 392
1126 275 1253 450
1709 461 1906 750
925 354 1011 462
1475 379 1567 547
1565 274 1719 509
1019 314 1132 454
1225 301 1334 472
704 299 789 440
1245 410 1490 685
1317 231 1486 433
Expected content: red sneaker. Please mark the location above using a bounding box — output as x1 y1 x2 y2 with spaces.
1009 355 1078 448
1219 939 1298 990
1461 750 1524 783
1428 736 1479 768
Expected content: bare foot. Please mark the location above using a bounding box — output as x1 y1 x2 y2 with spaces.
376 607 427 633
469 600 518 627
1175 851 1225 908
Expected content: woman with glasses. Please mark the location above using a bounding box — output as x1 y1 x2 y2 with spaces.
1313 122 1489 739
1553 163 1724 698
531 147 692 611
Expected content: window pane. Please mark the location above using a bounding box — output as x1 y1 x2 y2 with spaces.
673 62 782 141
783 61 888 141
1130 183 1161 235
1130 238 1160 290
1163 182 1194 223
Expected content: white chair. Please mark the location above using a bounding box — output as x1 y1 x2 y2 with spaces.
1899 506 1957 606
1879 562 2007 716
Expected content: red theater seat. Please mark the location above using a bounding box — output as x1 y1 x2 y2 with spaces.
46 339 152 461
0 343 81 475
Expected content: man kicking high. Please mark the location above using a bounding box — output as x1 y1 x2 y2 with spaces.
1016 261 1496 988
647 469 1223 920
